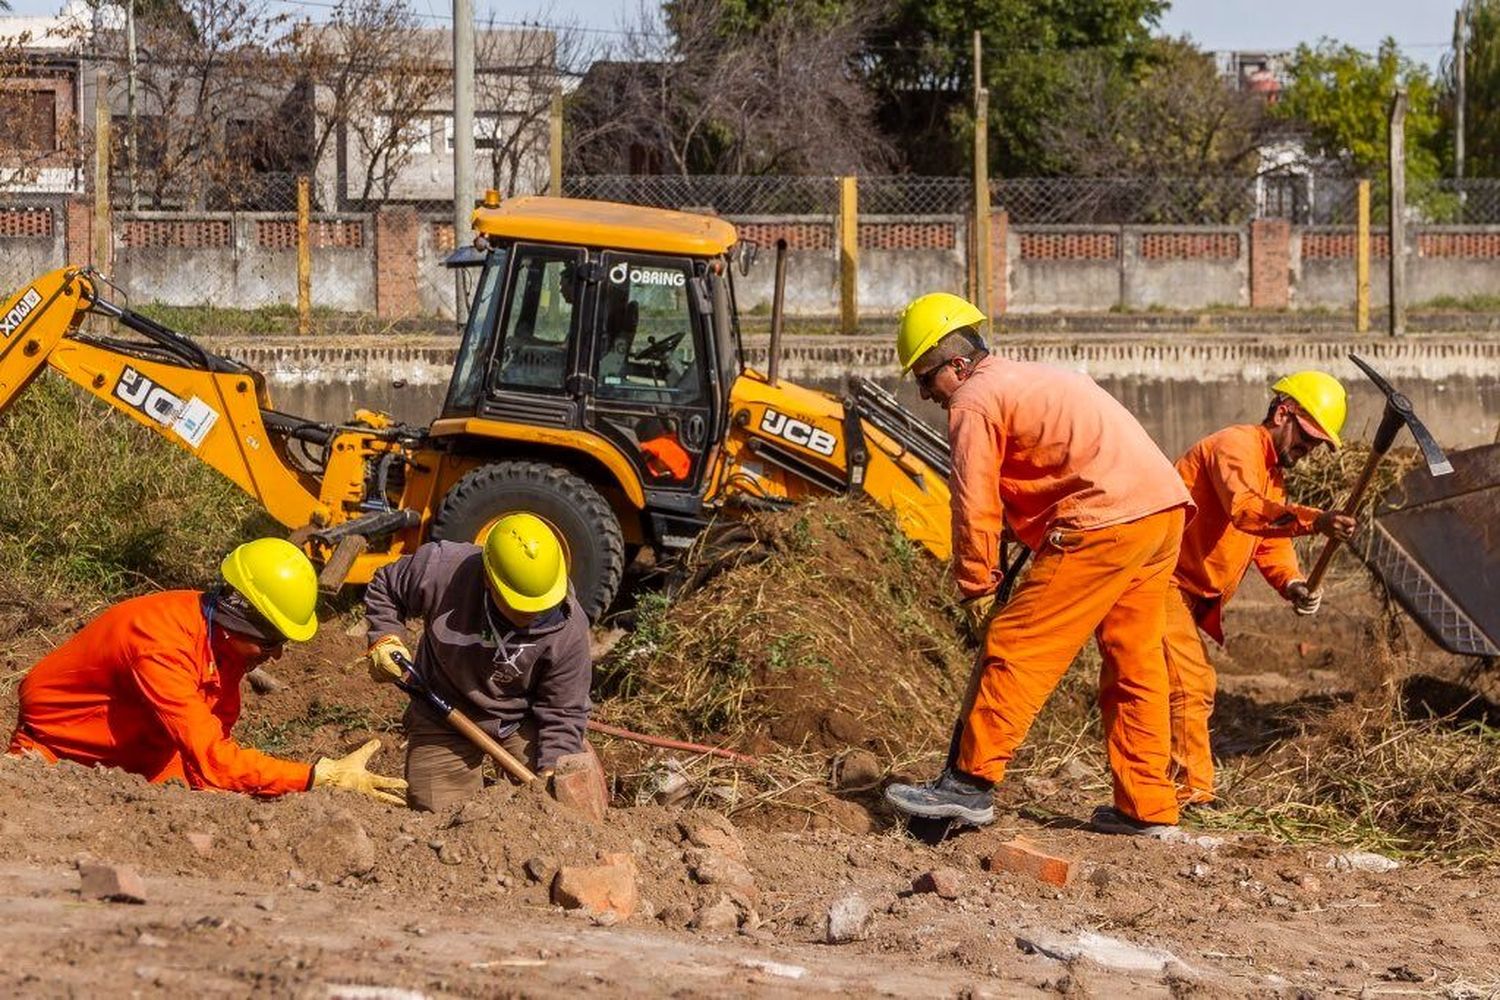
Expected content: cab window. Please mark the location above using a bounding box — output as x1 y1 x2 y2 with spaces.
493 247 581 391
594 254 702 405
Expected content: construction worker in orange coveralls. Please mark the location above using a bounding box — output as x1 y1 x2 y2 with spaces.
1166 372 1356 808
8 538 406 803
884 293 1195 837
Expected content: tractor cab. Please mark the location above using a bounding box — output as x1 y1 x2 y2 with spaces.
437 195 747 561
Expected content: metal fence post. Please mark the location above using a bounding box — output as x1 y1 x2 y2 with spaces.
839 175 858 334
1388 89 1408 337
549 90 563 198
297 176 312 336
1355 179 1370 333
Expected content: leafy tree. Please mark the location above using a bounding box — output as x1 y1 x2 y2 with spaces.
1275 39 1444 185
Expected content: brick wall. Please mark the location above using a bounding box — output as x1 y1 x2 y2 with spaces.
375 205 419 319
65 198 91 265
1019 231 1119 260
1140 232 1240 260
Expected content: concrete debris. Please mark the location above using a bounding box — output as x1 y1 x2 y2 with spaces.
291 810 375 882
680 814 748 862
635 759 693 808
78 863 147 904
325 986 430 1000
912 868 962 900
830 749 882 791
1016 930 1186 974
444 799 494 828
690 894 741 931
739 958 807 980
686 848 757 895
551 856 638 921
523 857 557 883
183 832 214 856
1325 851 1402 873
824 894 872 944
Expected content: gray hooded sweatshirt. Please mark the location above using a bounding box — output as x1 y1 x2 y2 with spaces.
364 540 591 770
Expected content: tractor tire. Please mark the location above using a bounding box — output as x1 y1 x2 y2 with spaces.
429 461 625 622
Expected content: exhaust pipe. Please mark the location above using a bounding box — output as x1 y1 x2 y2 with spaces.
768 238 788 386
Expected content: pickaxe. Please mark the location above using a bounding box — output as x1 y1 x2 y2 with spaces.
1303 354 1453 592
391 650 538 784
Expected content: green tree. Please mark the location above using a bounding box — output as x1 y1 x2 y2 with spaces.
1442 0 1500 177
1276 39 1444 186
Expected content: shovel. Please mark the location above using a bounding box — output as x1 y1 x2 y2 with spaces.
904 545 1032 845
1303 354 1453 593
391 650 537 785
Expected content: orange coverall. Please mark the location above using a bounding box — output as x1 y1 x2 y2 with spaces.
8 591 311 796
949 356 1192 825
1165 423 1320 804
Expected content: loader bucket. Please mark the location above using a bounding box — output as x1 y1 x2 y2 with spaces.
1361 443 1500 658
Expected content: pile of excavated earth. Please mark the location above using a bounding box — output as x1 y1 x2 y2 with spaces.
3 499 1500 996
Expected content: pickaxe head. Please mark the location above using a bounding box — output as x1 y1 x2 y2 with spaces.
1349 354 1454 477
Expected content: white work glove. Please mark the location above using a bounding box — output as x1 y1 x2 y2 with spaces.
367 635 412 685
1286 580 1323 617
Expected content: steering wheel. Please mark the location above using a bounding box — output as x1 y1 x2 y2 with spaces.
630 330 688 363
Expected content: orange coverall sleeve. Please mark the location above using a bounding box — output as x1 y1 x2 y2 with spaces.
128 648 312 797
1208 440 1320 540
1251 536 1304 597
948 406 1007 599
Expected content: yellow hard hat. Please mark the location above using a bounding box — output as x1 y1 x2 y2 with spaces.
482 512 568 613
220 538 319 642
1271 370 1347 448
896 292 987 372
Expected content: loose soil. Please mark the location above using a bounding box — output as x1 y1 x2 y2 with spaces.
3 501 1498 997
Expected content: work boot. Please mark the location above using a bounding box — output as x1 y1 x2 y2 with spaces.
1089 805 1181 840
884 769 995 826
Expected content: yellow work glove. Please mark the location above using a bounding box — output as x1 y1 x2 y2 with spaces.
961 592 997 639
312 738 408 806
367 635 411 685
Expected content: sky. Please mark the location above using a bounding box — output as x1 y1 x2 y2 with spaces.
0 0 1462 66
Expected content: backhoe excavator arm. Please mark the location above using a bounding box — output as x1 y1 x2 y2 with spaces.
0 267 339 530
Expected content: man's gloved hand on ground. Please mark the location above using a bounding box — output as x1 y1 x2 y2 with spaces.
366 635 411 685
1313 509 1358 541
312 738 408 806
1286 580 1323 616
961 592 997 638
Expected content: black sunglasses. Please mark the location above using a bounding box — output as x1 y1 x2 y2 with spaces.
915 358 960 391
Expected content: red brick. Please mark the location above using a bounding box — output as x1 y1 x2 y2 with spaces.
1140 232 1239 260
984 837 1075 887
78 863 147 903
374 204 419 319
1250 219 1290 309
65 197 92 265
551 858 637 920
735 221 833 251
550 746 608 823
912 867 962 899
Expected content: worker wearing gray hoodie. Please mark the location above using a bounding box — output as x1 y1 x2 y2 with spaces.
364 513 591 811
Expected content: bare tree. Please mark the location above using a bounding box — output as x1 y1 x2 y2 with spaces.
567 0 890 177
472 15 598 196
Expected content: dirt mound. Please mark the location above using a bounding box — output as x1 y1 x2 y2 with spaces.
595 498 972 757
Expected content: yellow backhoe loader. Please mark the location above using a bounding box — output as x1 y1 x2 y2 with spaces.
0 194 951 618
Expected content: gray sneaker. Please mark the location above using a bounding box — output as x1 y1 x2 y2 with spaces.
1090 805 1181 839
884 769 995 826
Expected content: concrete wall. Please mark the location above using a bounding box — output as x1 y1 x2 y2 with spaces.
0 201 66 297
111 212 374 311
12 199 1500 318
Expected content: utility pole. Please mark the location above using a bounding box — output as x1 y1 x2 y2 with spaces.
452 0 475 323
126 0 139 210
548 89 562 198
1388 88 1408 338
972 30 991 332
